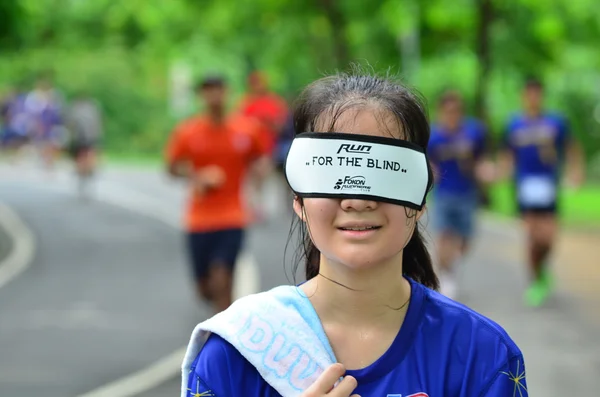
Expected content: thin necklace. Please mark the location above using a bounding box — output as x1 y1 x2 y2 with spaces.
318 273 361 291
317 273 411 311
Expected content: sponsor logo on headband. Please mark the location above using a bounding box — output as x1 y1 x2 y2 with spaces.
333 175 371 192
336 143 372 155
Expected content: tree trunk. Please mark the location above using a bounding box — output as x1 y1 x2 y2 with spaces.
318 0 351 70
474 0 494 124
398 0 421 84
474 0 495 208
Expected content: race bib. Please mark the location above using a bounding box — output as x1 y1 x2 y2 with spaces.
518 176 556 207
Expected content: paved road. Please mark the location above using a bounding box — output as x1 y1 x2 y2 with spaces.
458 222 600 394
1 160 598 396
0 181 203 396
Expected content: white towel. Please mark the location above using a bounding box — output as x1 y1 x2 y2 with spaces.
181 285 337 397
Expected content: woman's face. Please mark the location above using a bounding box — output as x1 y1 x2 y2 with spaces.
293 109 424 271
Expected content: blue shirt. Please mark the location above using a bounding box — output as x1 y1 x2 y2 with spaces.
428 118 486 196
186 279 528 397
503 113 569 183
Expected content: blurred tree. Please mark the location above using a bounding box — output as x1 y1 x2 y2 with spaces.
0 0 27 50
0 0 597 164
317 0 351 69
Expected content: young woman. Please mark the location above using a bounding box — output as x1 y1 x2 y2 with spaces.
181 73 528 397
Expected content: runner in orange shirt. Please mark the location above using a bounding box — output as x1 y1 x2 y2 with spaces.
166 76 271 313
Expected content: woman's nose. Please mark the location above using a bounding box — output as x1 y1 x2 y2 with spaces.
340 198 378 211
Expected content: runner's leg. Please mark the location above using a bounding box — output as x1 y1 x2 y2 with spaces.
434 197 462 298
186 231 214 303
208 228 245 313
522 209 558 306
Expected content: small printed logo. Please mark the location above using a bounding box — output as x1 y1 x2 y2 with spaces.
333 175 371 192
337 143 372 155
501 357 527 397
386 393 429 397
188 374 216 396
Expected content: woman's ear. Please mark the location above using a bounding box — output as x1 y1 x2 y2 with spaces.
293 196 305 222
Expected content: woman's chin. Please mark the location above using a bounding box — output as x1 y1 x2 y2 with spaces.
329 254 387 271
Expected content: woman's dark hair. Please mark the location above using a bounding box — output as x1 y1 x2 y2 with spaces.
289 71 439 291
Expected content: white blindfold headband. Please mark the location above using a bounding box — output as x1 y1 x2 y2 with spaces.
285 132 431 211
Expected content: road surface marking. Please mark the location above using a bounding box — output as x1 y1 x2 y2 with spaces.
0 202 36 289
76 347 187 397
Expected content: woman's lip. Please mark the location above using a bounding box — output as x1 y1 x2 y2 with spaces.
337 227 381 238
337 225 382 230
337 222 381 229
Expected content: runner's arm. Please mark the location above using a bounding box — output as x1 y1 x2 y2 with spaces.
248 120 275 182
164 126 207 186
473 121 496 185
251 155 273 182
496 124 515 182
556 116 585 188
496 149 514 181
165 139 193 180
565 138 585 188
167 159 193 179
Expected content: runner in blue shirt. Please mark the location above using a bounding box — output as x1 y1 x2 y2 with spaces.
428 90 493 299
499 77 585 307
181 73 528 397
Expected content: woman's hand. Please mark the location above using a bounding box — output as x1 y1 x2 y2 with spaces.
300 364 360 397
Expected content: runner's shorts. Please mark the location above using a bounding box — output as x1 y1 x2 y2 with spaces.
515 175 559 215
186 228 245 280
433 192 478 239
68 139 99 159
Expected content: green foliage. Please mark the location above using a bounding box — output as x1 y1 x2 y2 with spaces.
0 0 599 166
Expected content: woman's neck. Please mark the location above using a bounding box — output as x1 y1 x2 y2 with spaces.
301 255 411 327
